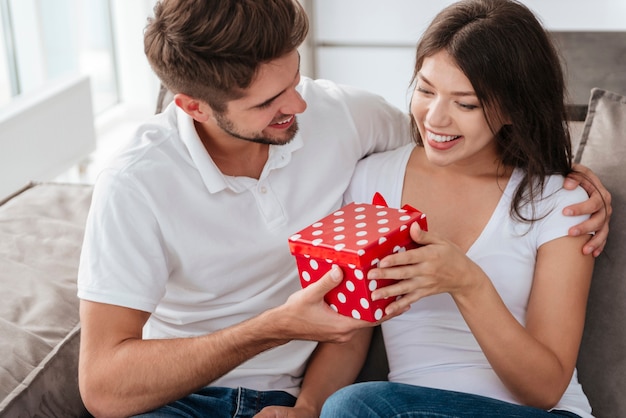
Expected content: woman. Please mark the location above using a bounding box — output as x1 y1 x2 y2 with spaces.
321 0 597 416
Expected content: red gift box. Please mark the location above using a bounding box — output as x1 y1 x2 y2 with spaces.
288 194 427 322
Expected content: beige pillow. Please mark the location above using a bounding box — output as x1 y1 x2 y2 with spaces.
0 183 93 417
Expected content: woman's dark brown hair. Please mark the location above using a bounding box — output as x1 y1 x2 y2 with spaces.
410 0 573 222
144 0 308 112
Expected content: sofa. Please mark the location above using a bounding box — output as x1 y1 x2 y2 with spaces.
1 88 624 418
0 183 93 417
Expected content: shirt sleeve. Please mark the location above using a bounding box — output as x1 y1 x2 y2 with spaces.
328 81 413 157
77 169 169 313
533 177 591 248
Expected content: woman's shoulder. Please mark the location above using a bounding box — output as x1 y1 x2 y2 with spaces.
507 169 589 224
543 172 588 204
510 169 587 204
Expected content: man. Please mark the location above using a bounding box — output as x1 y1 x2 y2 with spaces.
77 1 610 417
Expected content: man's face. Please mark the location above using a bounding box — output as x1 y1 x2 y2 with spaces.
213 50 307 146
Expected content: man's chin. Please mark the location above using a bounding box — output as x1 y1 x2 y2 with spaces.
264 122 299 145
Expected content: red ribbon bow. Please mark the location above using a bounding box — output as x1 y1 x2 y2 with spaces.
372 192 422 215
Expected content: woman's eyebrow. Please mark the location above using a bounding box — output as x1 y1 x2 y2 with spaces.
418 72 476 97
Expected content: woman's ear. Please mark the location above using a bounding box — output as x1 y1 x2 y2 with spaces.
174 93 212 122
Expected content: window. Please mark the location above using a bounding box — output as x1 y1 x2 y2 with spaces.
0 0 14 106
0 0 118 113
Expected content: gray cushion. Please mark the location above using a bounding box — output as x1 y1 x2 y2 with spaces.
0 183 93 418
575 88 626 418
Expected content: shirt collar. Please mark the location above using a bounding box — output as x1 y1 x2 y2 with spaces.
176 105 229 193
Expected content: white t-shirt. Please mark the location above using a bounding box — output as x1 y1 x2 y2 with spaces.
77 77 411 396
345 143 593 418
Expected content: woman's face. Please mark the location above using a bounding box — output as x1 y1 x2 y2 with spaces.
411 50 503 169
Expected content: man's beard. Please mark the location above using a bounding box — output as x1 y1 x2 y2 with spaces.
214 112 299 146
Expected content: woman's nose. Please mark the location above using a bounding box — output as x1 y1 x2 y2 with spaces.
426 98 451 128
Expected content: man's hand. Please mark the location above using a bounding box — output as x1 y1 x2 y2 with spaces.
254 405 317 418
258 268 377 418
272 265 373 344
564 164 612 257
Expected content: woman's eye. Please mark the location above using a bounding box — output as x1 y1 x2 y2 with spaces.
416 86 433 95
458 102 479 110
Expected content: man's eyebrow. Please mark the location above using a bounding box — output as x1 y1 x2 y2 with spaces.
253 91 283 109
418 72 476 97
251 53 301 109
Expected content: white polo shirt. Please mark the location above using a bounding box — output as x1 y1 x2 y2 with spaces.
77 77 411 395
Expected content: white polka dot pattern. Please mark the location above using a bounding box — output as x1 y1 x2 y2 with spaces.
288 200 427 322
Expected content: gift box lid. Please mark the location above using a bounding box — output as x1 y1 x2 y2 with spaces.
288 199 427 268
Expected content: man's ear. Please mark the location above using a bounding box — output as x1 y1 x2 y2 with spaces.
174 93 212 122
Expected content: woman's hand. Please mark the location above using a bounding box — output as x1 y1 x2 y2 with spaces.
367 222 488 315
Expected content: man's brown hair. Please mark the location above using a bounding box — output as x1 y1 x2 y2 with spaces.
144 0 309 112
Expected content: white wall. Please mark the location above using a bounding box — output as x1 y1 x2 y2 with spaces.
315 0 626 43
109 0 626 114
522 0 626 31
312 0 626 111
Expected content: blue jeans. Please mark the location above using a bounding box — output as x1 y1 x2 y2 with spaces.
320 382 581 418
132 386 296 418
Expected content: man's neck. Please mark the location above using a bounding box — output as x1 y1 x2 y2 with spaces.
195 120 269 179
